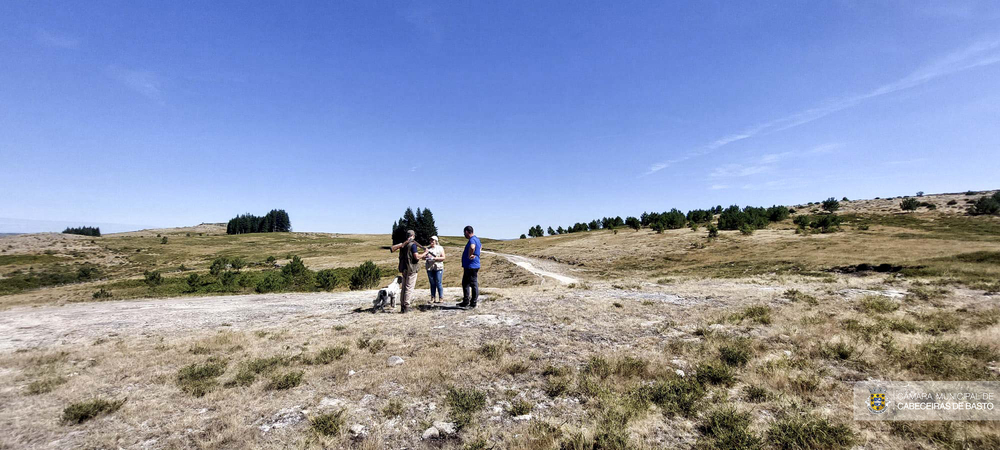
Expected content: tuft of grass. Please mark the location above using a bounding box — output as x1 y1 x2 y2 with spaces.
176 358 227 397
732 305 772 325
544 376 571 398
641 376 706 417
504 360 530 376
507 398 533 416
911 312 960 336
382 399 404 418
697 406 762 450
718 339 753 367
742 385 770 403
783 289 818 305
477 341 512 360
898 339 997 379
857 295 899 313
446 387 487 428
766 414 854 449
62 398 125 424
612 302 623 308
226 355 288 387
26 376 67 395
357 337 386 354
695 361 735 386
541 365 571 377
582 356 613 379
819 341 855 361
311 409 345 436
311 345 349 364
265 370 303 390
615 355 649 378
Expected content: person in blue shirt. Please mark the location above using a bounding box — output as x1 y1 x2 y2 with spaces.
457 225 481 308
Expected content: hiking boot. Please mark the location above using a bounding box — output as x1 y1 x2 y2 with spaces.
400 306 409 314
457 300 470 308
468 302 477 309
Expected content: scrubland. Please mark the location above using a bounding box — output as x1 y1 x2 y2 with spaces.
1 191 998 449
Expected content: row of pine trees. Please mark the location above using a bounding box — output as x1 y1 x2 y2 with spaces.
226 209 292 235
525 204 800 237
391 207 439 245
62 226 101 237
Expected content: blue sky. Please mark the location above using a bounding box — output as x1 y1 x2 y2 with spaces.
2 1 999 238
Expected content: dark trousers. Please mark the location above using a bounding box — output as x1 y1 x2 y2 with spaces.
462 268 479 304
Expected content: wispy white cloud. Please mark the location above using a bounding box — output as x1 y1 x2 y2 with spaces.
711 164 771 178
107 65 163 100
710 184 729 190
708 143 842 180
37 30 79 49
645 38 1000 175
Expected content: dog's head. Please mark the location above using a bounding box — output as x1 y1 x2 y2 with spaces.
395 276 403 284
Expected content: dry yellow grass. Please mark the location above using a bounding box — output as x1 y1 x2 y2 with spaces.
1 191 999 448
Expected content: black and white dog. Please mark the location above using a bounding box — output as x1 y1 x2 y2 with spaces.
373 276 402 312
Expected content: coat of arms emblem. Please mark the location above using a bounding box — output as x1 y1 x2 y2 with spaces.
869 386 888 414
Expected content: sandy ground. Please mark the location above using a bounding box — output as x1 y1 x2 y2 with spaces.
0 255 577 352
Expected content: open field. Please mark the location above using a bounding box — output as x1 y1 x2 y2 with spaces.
1 192 999 449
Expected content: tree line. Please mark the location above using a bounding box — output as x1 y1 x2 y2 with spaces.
391 207 439 245
226 209 291 235
62 226 101 237
524 204 804 237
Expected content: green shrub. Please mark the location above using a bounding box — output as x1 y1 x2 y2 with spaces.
27 376 67 395
227 355 289 387
707 224 719 238
255 271 286 293
695 361 735 386
92 288 112 300
968 196 1000 216
311 346 349 364
350 261 381 290
209 257 229 275
743 385 770 403
177 358 227 397
899 339 997 379
697 406 762 450
160 236 168 244
316 269 342 290
143 270 162 287
265 370 304 390
446 387 487 427
62 398 125 424
821 197 840 213
901 198 920 211
186 273 201 292
719 339 753 367
641 376 706 417
507 398 533 416
947 200 958 205
311 410 345 436
766 414 854 449
857 295 899 313
739 224 754 236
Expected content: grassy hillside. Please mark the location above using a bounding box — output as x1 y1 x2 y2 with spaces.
0 226 532 308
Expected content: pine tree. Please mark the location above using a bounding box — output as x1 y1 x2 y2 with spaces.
547 226 556 235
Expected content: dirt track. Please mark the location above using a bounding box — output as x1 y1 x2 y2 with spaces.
0 254 580 352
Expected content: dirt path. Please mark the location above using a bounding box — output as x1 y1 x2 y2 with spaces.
0 289 410 352
485 251 580 284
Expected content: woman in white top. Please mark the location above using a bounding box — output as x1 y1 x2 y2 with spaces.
423 236 446 303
